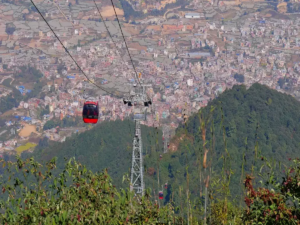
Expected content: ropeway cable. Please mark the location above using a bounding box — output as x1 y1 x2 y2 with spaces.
30 0 121 98
92 1 140 140
105 0 155 128
108 0 155 111
107 0 143 86
101 1 158 144
93 0 140 89
92 0 123 56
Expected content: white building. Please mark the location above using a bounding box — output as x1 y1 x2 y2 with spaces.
187 79 193 86
71 101 79 107
185 13 201 19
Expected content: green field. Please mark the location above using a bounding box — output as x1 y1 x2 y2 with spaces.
15 142 37 155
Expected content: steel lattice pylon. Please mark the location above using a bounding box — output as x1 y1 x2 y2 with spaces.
124 82 151 197
130 121 144 196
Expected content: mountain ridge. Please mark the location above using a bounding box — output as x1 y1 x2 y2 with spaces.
15 83 300 204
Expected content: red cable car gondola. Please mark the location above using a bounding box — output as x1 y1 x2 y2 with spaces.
82 101 99 124
159 191 163 200
164 183 168 189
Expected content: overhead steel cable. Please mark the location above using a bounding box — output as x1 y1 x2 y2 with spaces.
30 0 119 98
107 1 158 142
93 0 138 83
104 0 156 133
108 0 154 111
92 0 119 50
93 0 139 135
108 0 142 85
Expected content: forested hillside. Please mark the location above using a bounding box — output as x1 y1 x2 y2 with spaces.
196 83 300 160
2 83 300 223
18 83 300 203
159 83 300 200
186 83 300 170
22 119 164 189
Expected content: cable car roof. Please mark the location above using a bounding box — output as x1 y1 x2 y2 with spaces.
84 101 98 104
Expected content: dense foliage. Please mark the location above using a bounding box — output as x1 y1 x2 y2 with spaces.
0 157 182 224
171 83 300 195
21 83 300 210
5 23 16 35
242 158 300 224
119 0 144 20
1 83 300 223
14 66 43 86
1 151 300 223
25 119 164 189
233 73 245 83
0 88 21 113
0 66 45 114
38 105 50 119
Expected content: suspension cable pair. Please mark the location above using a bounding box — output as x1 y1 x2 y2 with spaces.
30 0 138 98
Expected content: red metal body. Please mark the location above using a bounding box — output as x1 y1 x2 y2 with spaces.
82 101 99 124
159 191 163 200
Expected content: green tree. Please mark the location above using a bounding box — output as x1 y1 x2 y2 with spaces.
5 23 16 35
43 120 57 130
242 158 300 224
57 63 66 75
0 157 183 224
40 105 50 118
234 73 245 83
0 91 20 113
5 83 299 222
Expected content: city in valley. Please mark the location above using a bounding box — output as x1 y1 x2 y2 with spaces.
0 0 300 155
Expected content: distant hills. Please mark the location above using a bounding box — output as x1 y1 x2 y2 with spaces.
17 83 300 204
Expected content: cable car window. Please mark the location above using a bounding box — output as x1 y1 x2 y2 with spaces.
84 104 97 109
83 103 98 117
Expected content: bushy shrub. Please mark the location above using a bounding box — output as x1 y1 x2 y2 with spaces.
242 159 300 224
0 157 183 224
